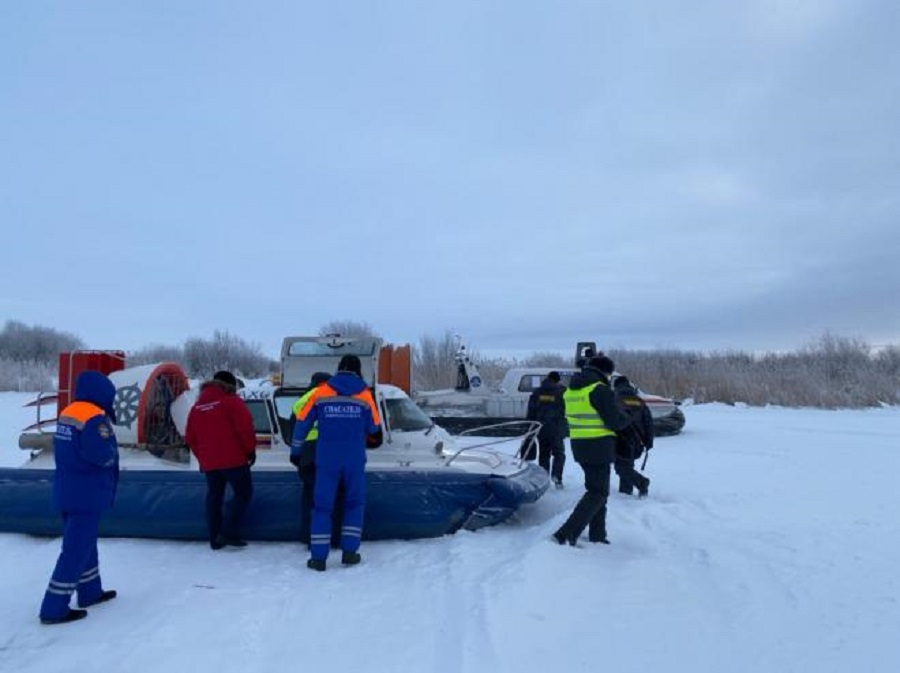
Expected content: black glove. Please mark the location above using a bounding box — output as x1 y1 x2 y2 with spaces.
366 428 384 448
247 451 257 467
289 453 302 467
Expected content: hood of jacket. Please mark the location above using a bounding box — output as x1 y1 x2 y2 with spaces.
74 370 117 420
537 379 563 394
615 382 640 397
568 365 606 391
326 371 368 397
197 379 234 403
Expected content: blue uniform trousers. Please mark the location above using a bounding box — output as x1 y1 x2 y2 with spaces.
298 464 344 547
39 512 104 620
310 462 365 561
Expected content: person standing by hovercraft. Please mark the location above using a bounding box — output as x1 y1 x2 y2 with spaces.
39 370 120 625
185 370 257 550
292 355 383 571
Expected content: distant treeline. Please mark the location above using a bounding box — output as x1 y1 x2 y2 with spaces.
412 331 900 408
606 335 900 408
0 321 84 392
1 320 897 408
0 321 275 392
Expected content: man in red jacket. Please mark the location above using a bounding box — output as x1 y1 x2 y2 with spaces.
185 370 257 549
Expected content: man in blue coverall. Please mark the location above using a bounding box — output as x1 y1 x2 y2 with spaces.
292 355 382 571
39 370 120 625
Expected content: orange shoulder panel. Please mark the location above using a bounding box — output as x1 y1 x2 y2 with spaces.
60 401 105 423
297 384 334 420
354 388 381 426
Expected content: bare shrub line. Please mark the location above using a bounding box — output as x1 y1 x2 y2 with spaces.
411 333 900 409
3 320 897 408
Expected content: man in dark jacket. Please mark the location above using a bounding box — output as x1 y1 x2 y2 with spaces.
613 376 654 497
185 370 257 549
553 356 632 546
525 371 568 488
39 370 120 625
292 355 382 571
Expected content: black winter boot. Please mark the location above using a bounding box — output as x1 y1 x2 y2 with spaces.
552 530 578 546
41 609 88 625
307 558 326 572
588 524 609 544
79 590 117 608
638 477 650 498
341 551 362 566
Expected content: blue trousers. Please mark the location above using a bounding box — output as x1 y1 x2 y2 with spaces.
39 512 105 620
298 464 344 547
310 462 365 561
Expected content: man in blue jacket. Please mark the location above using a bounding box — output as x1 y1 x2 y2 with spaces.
39 370 120 625
292 355 382 571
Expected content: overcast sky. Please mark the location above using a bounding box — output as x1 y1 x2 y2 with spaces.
2 1 898 359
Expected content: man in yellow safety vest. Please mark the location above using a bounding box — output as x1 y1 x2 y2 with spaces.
553 356 633 546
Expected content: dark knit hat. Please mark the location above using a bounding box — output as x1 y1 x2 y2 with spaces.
547 371 561 382
310 371 331 387
587 356 615 375
213 370 238 387
337 354 362 376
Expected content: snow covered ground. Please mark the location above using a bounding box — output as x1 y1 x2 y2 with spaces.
1 392 899 673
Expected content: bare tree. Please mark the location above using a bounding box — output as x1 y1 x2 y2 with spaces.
123 339 281 378
0 357 55 391
183 330 270 379
875 345 900 378
522 351 570 368
0 320 83 364
127 343 185 367
318 320 381 339
412 330 459 391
